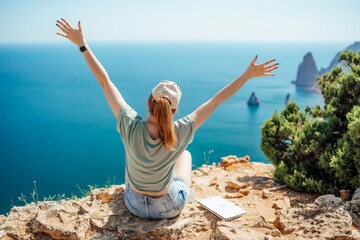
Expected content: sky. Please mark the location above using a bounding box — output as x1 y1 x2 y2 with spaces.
0 0 359 43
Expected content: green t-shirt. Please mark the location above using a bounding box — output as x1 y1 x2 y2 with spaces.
117 105 195 193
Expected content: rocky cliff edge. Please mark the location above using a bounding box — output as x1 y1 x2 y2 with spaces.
1 156 359 240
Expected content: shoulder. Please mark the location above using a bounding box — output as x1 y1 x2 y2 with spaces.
174 114 196 145
174 114 195 128
118 105 143 122
116 105 143 135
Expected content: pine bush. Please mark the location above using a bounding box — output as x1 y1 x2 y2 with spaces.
261 51 360 194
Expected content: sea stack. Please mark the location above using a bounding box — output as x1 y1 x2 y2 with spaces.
285 93 290 104
247 92 259 106
295 52 319 89
294 42 360 92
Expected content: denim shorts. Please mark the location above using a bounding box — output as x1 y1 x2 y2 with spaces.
124 178 189 220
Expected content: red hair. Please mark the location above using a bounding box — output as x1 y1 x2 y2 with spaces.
148 95 177 150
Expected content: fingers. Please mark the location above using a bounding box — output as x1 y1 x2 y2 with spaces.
250 55 258 65
61 18 74 29
264 73 275 76
265 62 279 70
260 59 276 67
78 21 82 32
257 57 278 76
262 65 278 77
56 32 67 38
266 65 278 72
56 22 68 34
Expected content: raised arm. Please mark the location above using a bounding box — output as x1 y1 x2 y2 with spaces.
56 18 126 118
191 56 278 129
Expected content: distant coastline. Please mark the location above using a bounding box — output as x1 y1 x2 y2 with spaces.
294 41 360 92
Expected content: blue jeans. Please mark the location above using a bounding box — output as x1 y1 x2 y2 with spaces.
124 178 189 220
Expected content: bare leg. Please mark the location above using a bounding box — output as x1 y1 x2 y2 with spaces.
175 150 192 186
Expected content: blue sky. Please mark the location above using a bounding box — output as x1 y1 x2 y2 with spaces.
0 0 359 43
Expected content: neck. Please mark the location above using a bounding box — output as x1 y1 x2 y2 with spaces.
147 115 157 124
146 115 159 140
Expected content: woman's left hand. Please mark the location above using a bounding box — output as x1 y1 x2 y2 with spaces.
56 18 86 47
244 56 278 78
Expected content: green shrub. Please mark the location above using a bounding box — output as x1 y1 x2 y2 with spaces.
261 51 360 194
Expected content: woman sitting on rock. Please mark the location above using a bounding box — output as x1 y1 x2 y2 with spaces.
55 18 278 220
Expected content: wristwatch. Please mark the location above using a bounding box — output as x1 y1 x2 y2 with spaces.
79 45 87 52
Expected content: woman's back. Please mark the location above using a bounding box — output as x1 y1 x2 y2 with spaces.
117 105 195 194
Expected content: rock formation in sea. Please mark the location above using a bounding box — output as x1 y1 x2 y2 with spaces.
1 155 359 240
247 92 259 106
295 41 360 92
285 93 290 104
294 52 319 89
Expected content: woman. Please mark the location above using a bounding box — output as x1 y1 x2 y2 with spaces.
56 19 278 220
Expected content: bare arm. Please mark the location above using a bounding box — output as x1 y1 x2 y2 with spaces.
56 18 126 118
191 56 278 129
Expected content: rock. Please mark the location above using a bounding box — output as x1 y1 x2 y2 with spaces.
272 203 353 239
285 93 290 104
314 194 344 208
353 229 360 240
272 198 290 210
225 181 241 192
295 42 360 92
0 155 358 240
237 182 253 189
0 215 5 225
216 221 267 240
262 189 271 199
225 193 245 199
269 185 288 192
340 190 351 201
219 155 250 169
197 165 212 175
352 188 360 201
350 188 360 213
247 92 260 106
295 52 319 89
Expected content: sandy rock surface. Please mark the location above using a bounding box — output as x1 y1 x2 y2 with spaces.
0 155 359 239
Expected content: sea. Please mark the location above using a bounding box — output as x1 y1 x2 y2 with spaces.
0 41 348 214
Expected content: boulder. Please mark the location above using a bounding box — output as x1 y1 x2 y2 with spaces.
314 194 344 209
350 188 360 213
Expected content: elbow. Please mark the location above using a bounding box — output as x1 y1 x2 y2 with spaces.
100 79 111 89
209 99 219 111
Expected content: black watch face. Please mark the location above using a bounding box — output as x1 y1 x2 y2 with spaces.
80 46 86 52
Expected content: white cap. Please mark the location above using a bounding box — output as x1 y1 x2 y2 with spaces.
152 80 182 109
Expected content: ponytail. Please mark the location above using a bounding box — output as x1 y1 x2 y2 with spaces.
148 95 177 150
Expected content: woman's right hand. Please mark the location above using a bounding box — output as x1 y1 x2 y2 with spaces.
56 18 86 47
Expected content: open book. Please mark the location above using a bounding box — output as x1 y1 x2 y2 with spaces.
197 196 247 220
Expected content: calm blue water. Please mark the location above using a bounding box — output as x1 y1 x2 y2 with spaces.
0 42 347 214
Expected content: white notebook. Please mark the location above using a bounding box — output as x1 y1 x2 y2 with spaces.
197 196 247 220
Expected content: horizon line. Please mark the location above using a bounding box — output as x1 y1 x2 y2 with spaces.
0 39 356 45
